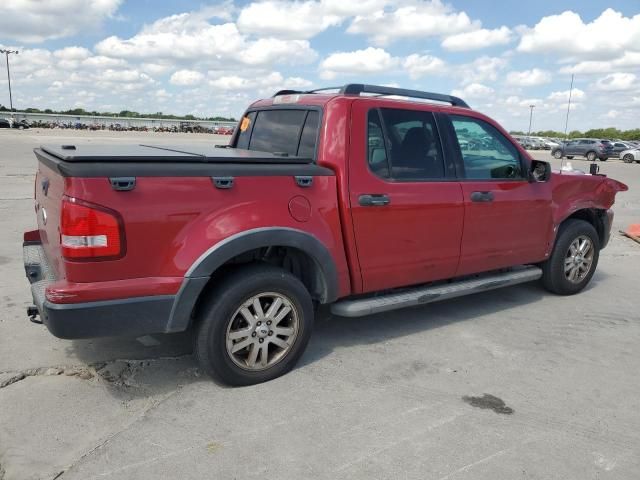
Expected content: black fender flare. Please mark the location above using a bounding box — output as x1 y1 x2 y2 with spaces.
166 227 339 332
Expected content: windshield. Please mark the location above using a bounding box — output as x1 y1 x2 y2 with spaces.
234 109 320 158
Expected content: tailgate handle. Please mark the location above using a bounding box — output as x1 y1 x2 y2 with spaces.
109 177 136 191
212 177 234 189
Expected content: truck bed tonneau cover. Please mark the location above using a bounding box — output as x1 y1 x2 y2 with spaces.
40 144 312 164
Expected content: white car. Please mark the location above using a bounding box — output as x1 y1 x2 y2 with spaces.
620 148 640 164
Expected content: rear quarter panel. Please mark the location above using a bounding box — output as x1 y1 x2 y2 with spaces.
64 175 351 297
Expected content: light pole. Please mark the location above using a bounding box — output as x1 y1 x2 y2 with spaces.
0 49 19 111
527 104 535 136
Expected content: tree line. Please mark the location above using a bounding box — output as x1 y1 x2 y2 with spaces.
0 105 237 122
509 128 640 141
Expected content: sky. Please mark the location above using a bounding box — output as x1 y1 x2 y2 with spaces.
0 0 639 131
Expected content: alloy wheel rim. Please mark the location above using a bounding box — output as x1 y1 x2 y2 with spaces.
225 292 299 371
564 235 594 284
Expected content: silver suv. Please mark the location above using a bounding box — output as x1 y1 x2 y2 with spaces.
551 139 613 162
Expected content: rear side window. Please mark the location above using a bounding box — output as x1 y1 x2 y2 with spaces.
298 111 319 158
368 108 445 180
234 109 319 158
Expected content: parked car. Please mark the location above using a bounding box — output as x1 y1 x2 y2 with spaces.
611 141 633 157
551 138 613 162
619 147 640 164
0 118 29 129
512 135 533 149
540 138 560 150
23 83 628 386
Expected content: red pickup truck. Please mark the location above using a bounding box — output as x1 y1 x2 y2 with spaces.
24 84 627 385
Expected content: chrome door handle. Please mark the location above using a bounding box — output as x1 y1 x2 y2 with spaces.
470 191 494 202
359 194 390 206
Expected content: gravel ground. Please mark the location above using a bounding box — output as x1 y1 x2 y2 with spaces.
0 129 639 480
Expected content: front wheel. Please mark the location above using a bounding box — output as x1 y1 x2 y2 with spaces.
623 154 634 163
552 150 563 159
194 264 314 386
541 219 599 295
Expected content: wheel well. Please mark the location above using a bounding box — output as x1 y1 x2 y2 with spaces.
564 209 606 245
191 245 327 320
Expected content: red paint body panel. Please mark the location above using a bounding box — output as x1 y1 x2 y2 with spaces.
29 92 628 311
456 180 552 275
348 99 464 292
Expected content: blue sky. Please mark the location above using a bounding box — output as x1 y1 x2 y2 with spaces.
1 0 639 131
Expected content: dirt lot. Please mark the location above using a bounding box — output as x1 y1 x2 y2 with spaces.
1 129 639 480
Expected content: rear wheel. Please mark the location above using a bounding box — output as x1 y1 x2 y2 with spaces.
586 151 597 162
194 264 314 386
541 219 599 295
623 154 634 164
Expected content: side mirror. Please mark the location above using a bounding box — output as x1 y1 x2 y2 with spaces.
530 159 551 182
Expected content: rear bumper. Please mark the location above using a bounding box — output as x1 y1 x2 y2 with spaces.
24 242 177 339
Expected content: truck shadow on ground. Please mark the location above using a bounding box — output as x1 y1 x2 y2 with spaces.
65 271 608 396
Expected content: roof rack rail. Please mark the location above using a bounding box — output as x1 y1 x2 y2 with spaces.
339 84 469 108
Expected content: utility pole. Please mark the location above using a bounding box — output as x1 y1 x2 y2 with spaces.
564 74 575 139
0 49 19 111
527 104 535 136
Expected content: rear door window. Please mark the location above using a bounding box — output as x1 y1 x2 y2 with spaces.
375 108 446 180
235 109 319 158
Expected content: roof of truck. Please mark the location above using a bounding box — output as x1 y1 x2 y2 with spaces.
250 83 471 110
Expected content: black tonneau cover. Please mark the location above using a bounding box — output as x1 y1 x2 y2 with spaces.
40 144 312 164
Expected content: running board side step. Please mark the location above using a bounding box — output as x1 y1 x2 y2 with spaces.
331 266 542 317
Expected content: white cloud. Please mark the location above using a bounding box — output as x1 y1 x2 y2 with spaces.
347 0 478 46
518 9 640 59
547 88 585 101
96 21 244 60
319 47 398 79
593 73 637 91
53 47 92 61
505 68 552 86
403 54 445 79
237 1 339 39
560 52 640 75
94 8 317 69
605 109 619 119
451 83 494 99
241 38 317 65
0 0 122 43
441 26 512 51
457 56 508 85
208 71 312 93
170 70 205 86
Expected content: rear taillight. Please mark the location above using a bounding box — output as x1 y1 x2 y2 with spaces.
60 197 124 259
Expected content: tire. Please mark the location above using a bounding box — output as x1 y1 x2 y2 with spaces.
194 264 314 386
566 155 574 159
586 151 597 162
552 150 563 159
541 219 599 295
623 154 634 164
